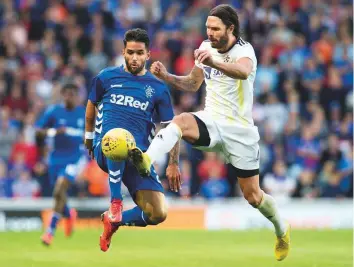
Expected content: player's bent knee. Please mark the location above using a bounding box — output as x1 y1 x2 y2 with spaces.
172 114 185 130
150 211 167 225
149 207 167 225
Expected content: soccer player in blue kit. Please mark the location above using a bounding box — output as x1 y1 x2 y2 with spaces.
84 28 181 252
37 84 86 246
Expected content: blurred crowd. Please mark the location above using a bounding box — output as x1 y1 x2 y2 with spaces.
0 0 352 200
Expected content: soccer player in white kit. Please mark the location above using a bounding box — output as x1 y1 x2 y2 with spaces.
129 4 290 261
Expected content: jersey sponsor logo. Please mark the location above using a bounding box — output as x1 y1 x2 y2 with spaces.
211 68 224 77
109 94 149 111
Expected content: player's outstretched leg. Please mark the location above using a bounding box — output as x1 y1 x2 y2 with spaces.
238 175 290 261
41 177 70 246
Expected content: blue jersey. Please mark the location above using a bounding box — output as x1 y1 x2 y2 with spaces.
89 66 174 151
35 104 85 164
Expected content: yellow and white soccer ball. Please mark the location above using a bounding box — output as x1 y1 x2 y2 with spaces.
101 128 136 161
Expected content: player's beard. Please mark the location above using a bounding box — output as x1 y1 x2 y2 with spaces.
125 58 146 75
210 33 229 50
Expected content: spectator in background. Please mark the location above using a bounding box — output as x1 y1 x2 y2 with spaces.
12 169 40 198
0 159 12 198
9 131 38 170
263 93 288 137
197 152 227 183
85 39 109 75
0 108 18 161
294 126 321 172
200 166 230 200
255 47 278 96
82 160 109 197
292 169 317 198
263 160 296 201
318 134 343 173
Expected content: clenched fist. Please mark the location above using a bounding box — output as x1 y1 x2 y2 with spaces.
150 61 168 80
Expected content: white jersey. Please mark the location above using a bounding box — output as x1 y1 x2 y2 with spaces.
195 38 257 127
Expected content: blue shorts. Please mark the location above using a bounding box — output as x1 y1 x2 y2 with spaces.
48 156 87 186
94 142 164 198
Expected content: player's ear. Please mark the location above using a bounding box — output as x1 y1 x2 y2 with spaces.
122 48 125 56
146 50 151 61
228 25 234 35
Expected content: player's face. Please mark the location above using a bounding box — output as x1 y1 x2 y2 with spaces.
206 16 233 50
62 88 78 109
123 42 150 75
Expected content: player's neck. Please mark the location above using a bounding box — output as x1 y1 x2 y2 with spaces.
65 104 75 110
217 35 237 54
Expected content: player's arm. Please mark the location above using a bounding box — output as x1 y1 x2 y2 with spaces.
167 139 181 192
35 107 64 158
195 49 253 80
85 75 105 158
151 62 204 92
85 100 96 159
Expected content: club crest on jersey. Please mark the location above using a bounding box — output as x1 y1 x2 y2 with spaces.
145 85 155 98
224 55 231 63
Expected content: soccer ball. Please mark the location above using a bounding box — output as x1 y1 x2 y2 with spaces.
101 128 136 161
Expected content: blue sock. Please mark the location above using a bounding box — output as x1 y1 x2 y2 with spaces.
63 204 71 218
47 212 61 235
121 206 152 227
109 172 123 200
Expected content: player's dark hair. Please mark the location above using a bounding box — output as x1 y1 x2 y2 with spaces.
61 83 78 93
123 28 150 49
209 4 240 37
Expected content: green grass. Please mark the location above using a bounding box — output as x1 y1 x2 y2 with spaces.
0 229 352 267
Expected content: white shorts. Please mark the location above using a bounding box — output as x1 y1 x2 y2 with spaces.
192 110 260 171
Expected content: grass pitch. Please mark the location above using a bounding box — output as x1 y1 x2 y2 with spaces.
0 229 352 267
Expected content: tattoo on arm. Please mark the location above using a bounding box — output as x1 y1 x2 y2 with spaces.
168 140 180 165
165 66 204 92
167 75 199 92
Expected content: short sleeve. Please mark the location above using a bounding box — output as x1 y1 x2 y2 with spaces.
155 86 174 123
35 106 55 128
234 43 257 67
194 41 209 69
88 76 105 104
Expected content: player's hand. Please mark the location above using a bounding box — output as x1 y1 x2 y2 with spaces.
194 49 215 67
150 61 168 80
85 138 94 159
166 164 182 192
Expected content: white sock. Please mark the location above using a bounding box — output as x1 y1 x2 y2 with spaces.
146 123 182 163
257 192 287 237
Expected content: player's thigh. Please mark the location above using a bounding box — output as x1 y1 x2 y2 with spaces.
122 163 164 203
135 190 166 218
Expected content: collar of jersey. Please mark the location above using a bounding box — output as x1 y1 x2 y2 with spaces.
217 37 238 55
